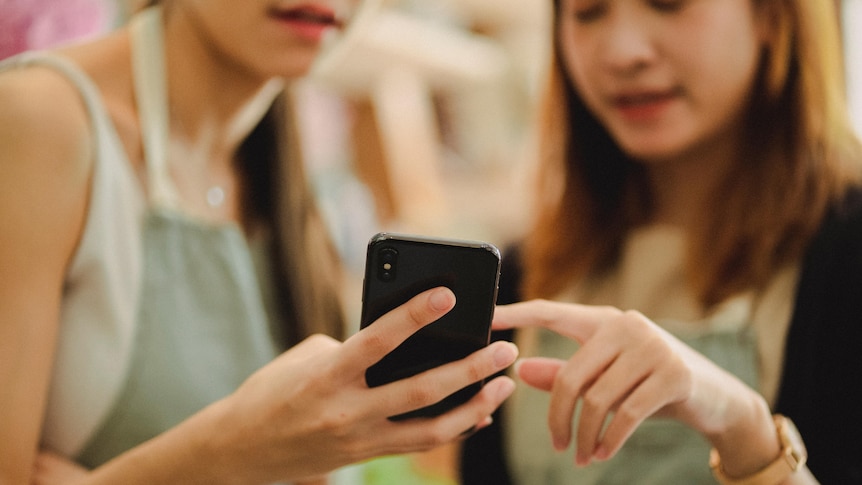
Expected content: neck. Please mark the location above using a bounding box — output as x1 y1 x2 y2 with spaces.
644 138 740 228
161 6 285 165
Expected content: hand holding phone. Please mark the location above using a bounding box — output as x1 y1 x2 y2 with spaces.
359 232 502 420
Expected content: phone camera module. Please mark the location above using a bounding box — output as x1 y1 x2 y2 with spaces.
378 247 398 282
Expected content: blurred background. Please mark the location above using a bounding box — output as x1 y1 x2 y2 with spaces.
1 0 860 483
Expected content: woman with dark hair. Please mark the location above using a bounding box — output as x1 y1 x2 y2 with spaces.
461 0 862 483
0 1 518 483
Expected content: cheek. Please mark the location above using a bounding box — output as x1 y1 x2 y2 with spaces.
677 9 763 104
558 33 602 109
687 37 761 119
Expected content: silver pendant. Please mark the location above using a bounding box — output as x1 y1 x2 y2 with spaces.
206 186 226 207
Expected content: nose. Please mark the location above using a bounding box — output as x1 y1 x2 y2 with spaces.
597 9 657 76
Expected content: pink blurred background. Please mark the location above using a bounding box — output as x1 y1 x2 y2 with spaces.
0 0 115 60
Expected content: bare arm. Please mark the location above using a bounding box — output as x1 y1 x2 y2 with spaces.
68 288 516 485
0 67 93 484
30 452 330 485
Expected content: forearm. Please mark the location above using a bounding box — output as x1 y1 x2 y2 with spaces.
74 400 244 485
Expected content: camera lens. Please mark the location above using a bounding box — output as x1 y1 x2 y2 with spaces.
378 248 398 281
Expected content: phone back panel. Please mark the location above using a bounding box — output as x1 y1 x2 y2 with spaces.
360 233 501 419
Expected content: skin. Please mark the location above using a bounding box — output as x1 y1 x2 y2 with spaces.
501 0 819 482
494 302 816 482
0 0 518 483
559 0 763 225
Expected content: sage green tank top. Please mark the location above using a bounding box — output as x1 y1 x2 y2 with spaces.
71 8 284 467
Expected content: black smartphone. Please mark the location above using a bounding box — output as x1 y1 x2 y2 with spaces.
359 232 502 420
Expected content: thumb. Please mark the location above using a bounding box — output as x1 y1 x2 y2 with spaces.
515 357 565 392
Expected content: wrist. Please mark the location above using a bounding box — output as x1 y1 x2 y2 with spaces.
709 414 808 485
92 399 239 485
81 415 218 485
185 398 247 485
706 395 779 477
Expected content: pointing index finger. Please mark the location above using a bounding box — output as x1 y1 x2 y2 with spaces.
491 300 617 344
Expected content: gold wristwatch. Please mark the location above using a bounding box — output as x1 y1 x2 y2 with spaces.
709 414 807 485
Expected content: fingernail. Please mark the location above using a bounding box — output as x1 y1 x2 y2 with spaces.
554 437 569 452
494 342 518 368
593 444 609 461
512 359 523 376
429 288 454 311
496 378 516 400
575 451 590 466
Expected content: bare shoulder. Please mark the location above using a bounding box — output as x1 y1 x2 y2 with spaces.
0 63 93 267
0 63 93 165
0 60 94 195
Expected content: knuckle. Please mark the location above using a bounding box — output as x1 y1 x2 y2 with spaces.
617 309 652 339
406 303 431 330
405 385 436 409
463 359 486 384
423 424 450 448
554 371 582 396
317 408 354 433
644 331 666 349
621 309 649 329
614 401 642 427
600 305 626 317
621 308 645 320
582 389 606 414
362 331 389 357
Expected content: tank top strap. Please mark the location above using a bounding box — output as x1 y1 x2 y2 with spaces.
1 50 146 456
129 6 179 210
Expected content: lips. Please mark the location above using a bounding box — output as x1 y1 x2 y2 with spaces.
266 4 345 43
611 88 681 121
615 89 679 108
269 4 344 29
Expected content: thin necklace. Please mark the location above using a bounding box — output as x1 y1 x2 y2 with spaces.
206 185 226 208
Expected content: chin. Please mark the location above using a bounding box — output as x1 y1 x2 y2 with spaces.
277 56 319 79
617 139 684 163
256 60 315 81
245 44 319 78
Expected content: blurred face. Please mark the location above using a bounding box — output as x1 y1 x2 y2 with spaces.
167 0 357 81
558 0 766 163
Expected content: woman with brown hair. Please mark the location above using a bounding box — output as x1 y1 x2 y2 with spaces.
461 0 862 483
0 0 519 483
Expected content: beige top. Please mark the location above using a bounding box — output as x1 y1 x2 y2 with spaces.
525 225 798 405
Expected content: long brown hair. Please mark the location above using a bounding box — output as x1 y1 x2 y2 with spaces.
523 0 862 308
239 93 346 344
